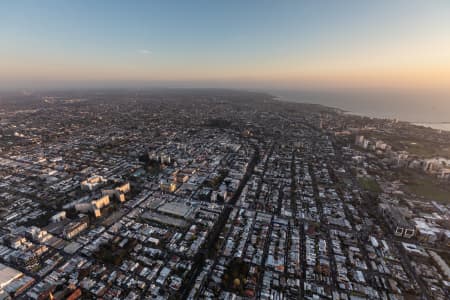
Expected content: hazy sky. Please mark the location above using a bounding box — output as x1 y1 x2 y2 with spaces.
1 0 450 90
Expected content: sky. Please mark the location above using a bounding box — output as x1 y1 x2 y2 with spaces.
1 0 450 90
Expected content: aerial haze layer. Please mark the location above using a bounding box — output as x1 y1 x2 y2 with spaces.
2 1 450 125
1 1 450 92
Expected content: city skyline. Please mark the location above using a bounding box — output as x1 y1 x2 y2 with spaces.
1 0 450 90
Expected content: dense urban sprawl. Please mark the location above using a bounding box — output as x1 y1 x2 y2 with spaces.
0 90 448 300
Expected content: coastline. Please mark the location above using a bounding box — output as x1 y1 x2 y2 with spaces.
413 123 450 132
272 94 450 132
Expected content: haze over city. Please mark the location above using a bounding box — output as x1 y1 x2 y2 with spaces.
1 0 450 91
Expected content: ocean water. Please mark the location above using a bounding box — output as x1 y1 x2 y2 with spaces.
272 89 450 131
413 123 450 132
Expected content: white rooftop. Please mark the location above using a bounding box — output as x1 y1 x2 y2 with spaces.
0 263 22 289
